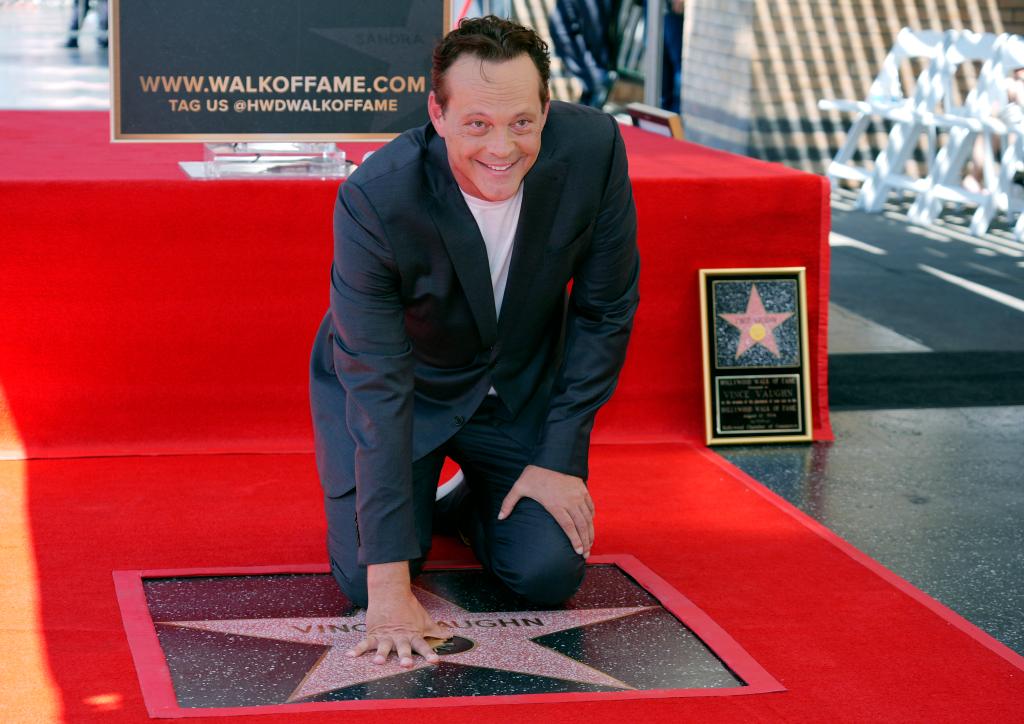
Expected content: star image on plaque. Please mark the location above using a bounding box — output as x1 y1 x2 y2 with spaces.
712 280 800 369
114 558 784 716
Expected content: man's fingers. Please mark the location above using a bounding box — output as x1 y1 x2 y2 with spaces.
396 638 414 668
346 635 376 657
412 636 440 664
373 639 393 665
585 492 595 516
497 489 522 521
587 509 595 554
555 510 584 555
353 630 445 667
568 506 592 554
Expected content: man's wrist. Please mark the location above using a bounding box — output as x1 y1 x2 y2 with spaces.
366 561 411 601
530 445 588 481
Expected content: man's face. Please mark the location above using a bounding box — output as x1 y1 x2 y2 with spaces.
428 54 549 201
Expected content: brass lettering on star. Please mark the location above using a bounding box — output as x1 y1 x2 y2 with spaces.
438 617 544 629
290 623 367 634
286 617 544 635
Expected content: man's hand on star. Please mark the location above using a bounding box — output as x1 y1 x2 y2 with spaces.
346 562 451 668
498 464 594 557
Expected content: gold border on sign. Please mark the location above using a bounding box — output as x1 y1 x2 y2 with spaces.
699 267 813 446
110 0 452 142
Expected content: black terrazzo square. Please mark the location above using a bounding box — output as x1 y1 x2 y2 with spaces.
114 557 783 716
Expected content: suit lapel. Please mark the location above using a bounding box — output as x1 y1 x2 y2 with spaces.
498 156 568 335
426 136 499 348
424 129 568 347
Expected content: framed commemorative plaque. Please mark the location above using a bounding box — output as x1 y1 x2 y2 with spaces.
699 268 813 445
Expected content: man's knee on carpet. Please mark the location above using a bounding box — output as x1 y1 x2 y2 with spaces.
466 492 587 605
488 533 586 606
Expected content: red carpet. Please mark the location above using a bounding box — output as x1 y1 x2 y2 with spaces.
5 446 1023 721
6 111 1021 721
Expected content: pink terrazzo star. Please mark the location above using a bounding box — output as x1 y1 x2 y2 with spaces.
719 284 793 358
163 587 653 702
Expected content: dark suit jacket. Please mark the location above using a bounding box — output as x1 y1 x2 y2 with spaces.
309 101 639 566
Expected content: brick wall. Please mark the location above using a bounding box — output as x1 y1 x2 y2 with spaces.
682 0 755 156
682 0 1024 173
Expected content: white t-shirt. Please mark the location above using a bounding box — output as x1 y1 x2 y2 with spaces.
460 183 524 318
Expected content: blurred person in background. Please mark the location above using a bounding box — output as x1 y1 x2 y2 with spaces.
550 0 684 111
549 0 620 108
65 0 108 49
662 0 685 113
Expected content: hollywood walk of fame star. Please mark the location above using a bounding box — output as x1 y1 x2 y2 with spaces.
719 284 793 359
162 586 654 702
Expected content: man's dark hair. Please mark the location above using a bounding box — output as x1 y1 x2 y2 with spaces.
431 15 551 110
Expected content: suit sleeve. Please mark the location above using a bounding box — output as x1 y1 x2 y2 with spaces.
530 118 640 479
328 179 421 566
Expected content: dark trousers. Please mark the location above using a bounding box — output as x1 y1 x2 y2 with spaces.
325 396 585 608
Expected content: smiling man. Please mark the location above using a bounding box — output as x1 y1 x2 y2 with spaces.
309 16 639 669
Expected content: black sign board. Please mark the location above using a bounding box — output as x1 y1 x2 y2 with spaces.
110 0 450 141
699 268 813 445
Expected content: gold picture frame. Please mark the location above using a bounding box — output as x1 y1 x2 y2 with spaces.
699 267 813 445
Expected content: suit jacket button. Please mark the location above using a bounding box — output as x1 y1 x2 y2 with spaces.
454 415 466 426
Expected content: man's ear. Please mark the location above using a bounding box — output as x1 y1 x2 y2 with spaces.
539 100 550 129
427 91 446 137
